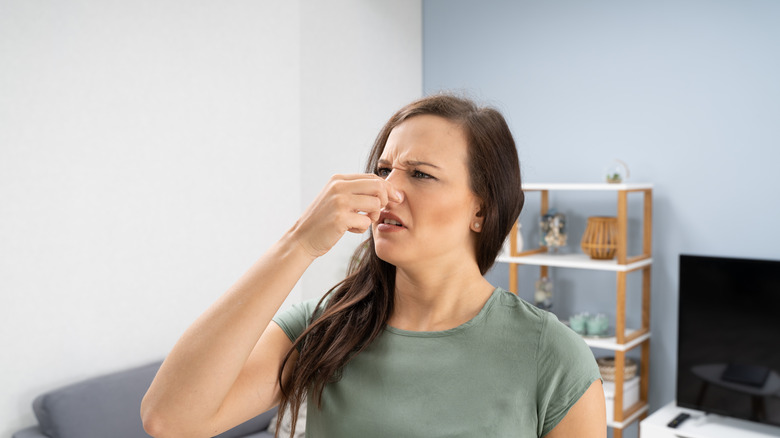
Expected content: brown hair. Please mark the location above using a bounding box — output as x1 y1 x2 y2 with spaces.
275 94 524 436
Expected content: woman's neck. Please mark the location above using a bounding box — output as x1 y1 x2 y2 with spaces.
387 261 495 332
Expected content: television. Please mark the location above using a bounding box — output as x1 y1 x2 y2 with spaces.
677 254 780 427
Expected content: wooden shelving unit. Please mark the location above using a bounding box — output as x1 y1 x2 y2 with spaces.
500 183 653 438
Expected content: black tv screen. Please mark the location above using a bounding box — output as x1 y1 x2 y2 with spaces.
677 254 780 427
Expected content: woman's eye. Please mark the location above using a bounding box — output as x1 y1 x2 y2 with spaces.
412 170 434 179
376 167 391 178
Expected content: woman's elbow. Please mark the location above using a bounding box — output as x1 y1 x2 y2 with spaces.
140 395 215 438
140 395 184 438
140 398 168 438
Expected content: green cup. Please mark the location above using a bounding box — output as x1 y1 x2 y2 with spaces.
586 313 609 336
569 313 589 335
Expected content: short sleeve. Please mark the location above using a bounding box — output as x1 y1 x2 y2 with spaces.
536 311 603 437
272 298 321 350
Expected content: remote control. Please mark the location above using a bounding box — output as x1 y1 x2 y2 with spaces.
667 412 690 428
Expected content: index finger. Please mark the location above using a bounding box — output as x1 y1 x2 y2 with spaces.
336 174 402 205
331 173 384 182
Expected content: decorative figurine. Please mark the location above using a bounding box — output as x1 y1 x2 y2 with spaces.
534 276 553 310
540 210 566 252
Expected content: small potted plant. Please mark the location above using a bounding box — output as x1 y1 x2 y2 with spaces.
605 159 629 184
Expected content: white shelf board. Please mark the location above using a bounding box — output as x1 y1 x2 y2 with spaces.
522 182 653 191
608 403 649 429
497 253 652 272
583 329 651 351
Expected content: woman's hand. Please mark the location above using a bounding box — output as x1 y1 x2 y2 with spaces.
290 174 402 258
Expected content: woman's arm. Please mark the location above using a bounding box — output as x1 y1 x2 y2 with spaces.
140 235 313 438
140 174 400 438
544 379 607 438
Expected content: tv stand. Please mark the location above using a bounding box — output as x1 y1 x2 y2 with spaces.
640 402 780 437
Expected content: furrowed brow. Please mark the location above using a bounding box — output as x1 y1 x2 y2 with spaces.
377 159 440 169
405 160 441 169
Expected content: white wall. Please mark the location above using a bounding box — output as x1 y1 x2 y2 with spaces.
299 1 422 300
0 1 421 435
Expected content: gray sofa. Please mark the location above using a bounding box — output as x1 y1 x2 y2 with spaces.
13 360 278 438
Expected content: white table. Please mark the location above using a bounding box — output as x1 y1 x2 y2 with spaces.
640 402 780 437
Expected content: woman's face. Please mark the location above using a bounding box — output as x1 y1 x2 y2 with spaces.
372 114 482 270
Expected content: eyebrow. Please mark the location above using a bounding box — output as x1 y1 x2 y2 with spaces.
377 159 441 169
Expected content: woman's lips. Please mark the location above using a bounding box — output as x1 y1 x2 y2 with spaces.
376 222 406 232
376 211 406 233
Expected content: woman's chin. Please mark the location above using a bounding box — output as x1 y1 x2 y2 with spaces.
374 246 404 267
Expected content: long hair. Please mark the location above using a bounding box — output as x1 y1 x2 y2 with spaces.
274 94 524 436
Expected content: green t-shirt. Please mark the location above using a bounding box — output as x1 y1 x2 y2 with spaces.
272 287 601 438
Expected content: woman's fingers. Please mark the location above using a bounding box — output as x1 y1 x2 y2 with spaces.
350 194 382 216
340 173 403 203
334 179 392 226
345 213 373 234
292 174 401 258
332 176 401 209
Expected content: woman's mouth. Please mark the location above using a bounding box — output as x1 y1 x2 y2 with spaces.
376 212 406 233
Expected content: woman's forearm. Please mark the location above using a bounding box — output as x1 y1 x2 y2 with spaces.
140 230 314 435
141 174 397 437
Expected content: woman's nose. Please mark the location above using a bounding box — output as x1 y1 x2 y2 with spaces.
384 170 405 204
389 188 404 204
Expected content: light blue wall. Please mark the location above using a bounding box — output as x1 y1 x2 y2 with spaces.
424 0 780 432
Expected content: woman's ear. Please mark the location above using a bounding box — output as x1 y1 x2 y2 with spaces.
472 199 485 216
471 203 485 232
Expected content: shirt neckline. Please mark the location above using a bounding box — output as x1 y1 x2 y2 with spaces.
383 287 502 338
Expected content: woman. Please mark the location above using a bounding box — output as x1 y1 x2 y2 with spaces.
141 95 606 438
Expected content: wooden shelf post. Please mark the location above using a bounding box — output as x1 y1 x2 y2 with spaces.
500 183 653 438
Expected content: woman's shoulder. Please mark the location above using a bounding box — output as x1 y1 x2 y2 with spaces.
272 296 326 345
278 296 322 320
489 288 590 354
490 287 550 326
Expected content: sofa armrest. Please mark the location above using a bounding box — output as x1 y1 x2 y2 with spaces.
23 360 275 438
32 361 163 438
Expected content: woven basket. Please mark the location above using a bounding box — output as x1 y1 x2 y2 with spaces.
581 216 619 260
597 357 637 381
